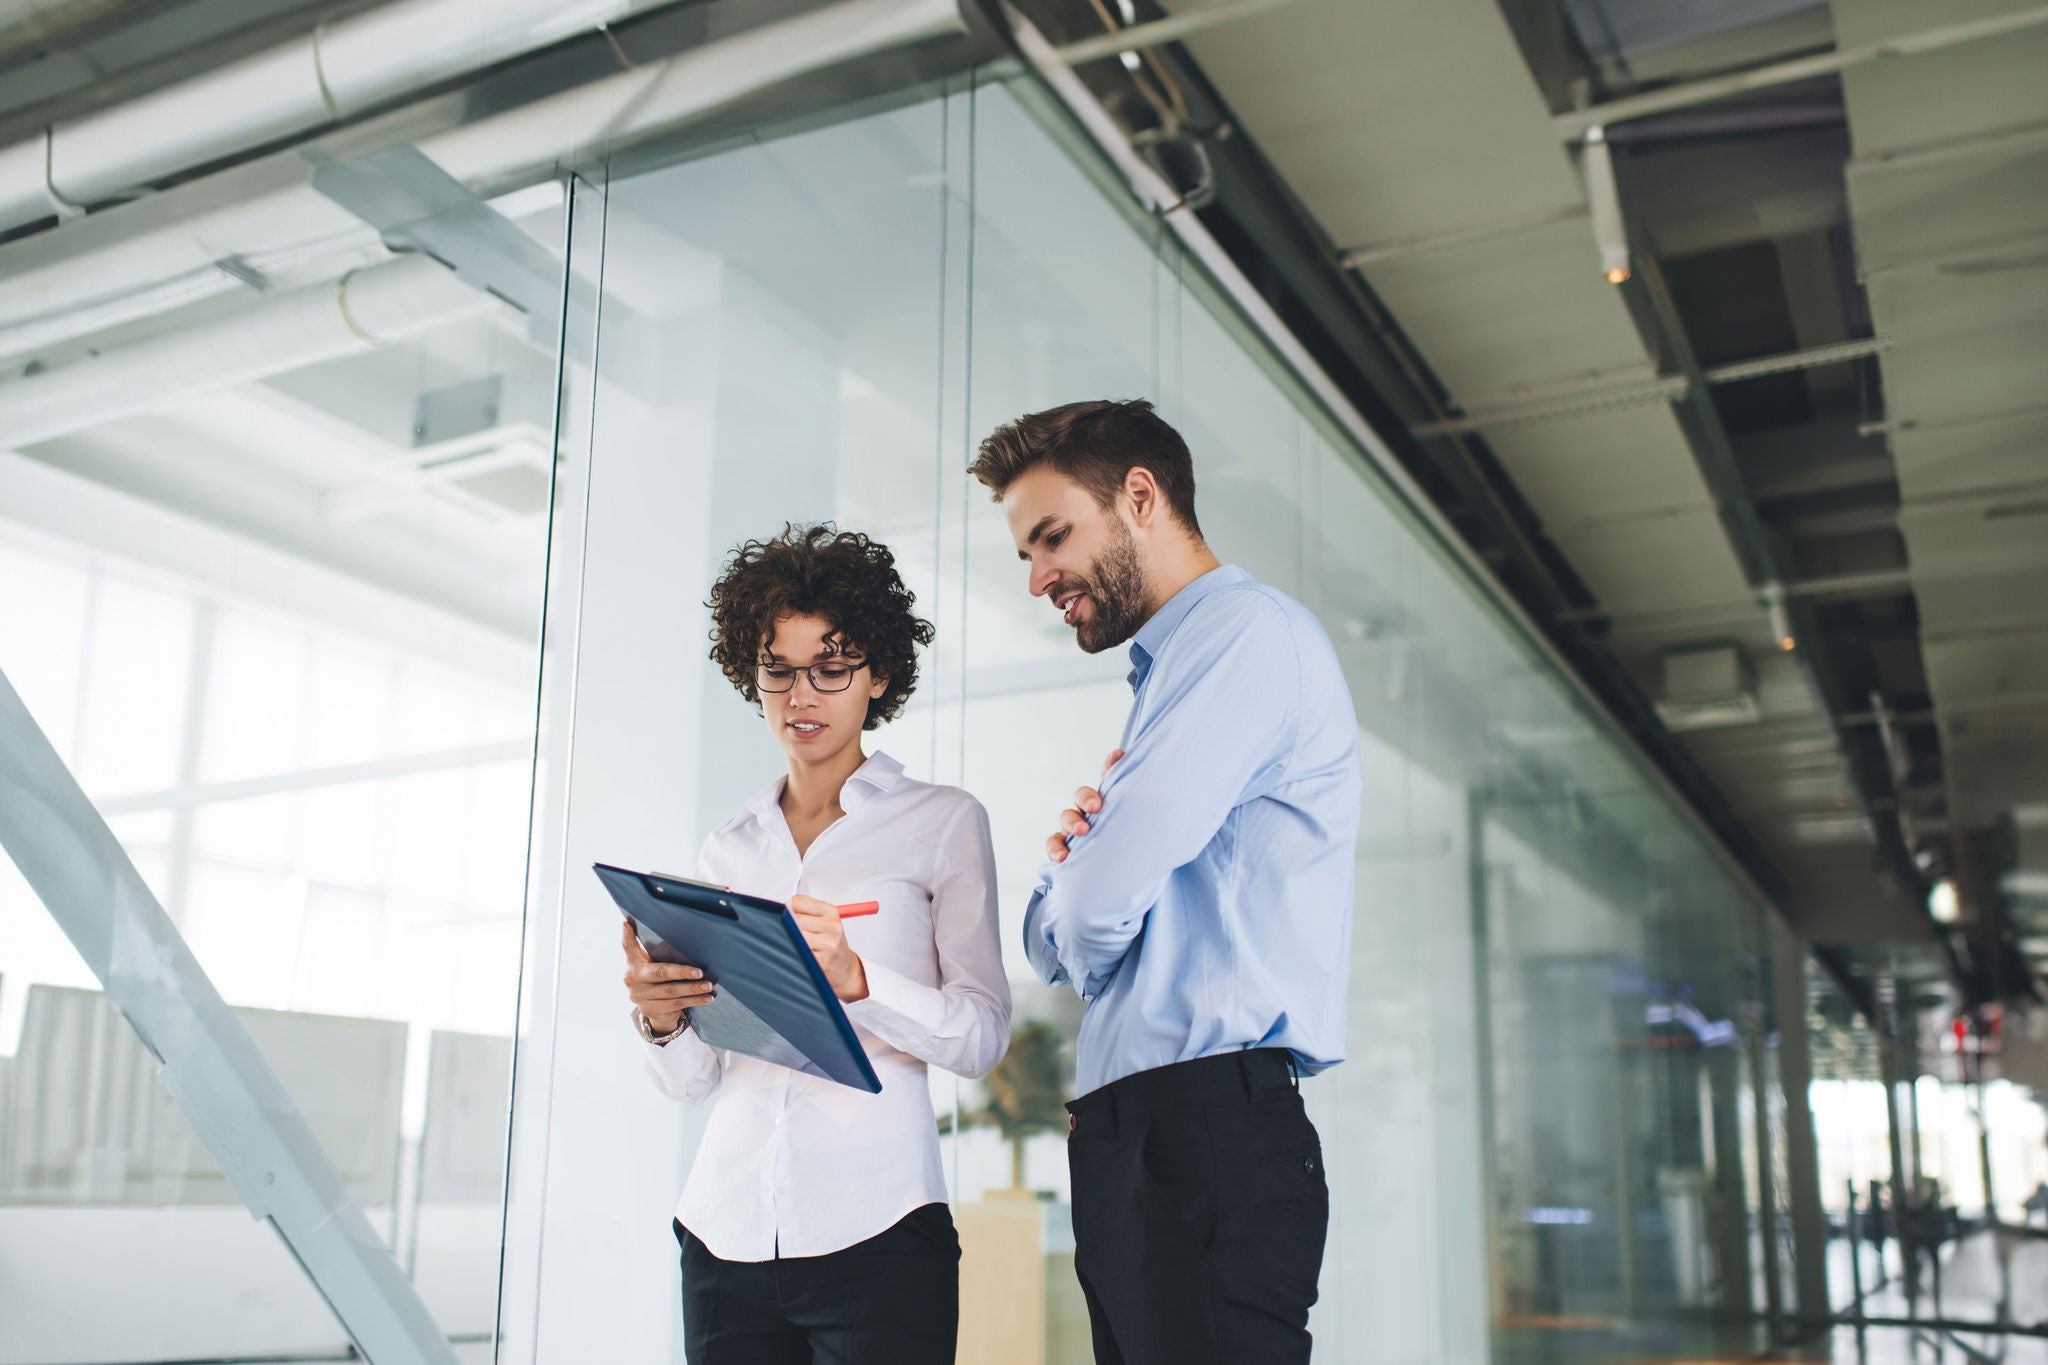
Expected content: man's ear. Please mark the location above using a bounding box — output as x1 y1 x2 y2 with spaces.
1123 466 1164 528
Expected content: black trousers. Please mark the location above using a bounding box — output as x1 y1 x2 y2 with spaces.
676 1204 959 1365
1066 1049 1328 1365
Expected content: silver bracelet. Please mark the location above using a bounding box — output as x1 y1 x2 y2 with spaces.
638 1009 689 1045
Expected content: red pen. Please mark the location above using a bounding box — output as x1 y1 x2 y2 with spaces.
837 901 880 918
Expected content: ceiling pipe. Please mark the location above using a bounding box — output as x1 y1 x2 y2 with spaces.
1048 0 1306 65
1002 1 1821 963
0 252 502 448
0 0 684 235
1410 336 1893 435
0 0 965 353
0 0 129 58
1619 225 1942 965
1553 5 2048 141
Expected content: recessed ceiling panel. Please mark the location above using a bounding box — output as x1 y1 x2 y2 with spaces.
1174 0 1583 245
1878 324 2048 436
1921 626 2048 709
1915 565 2048 634
1889 408 2048 502
1362 219 1666 395
1485 405 1722 527
1845 145 2048 277
1835 1 2048 156
1549 509 1756 614
1777 843 1936 942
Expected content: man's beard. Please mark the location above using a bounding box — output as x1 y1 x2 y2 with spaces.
1070 520 1150 655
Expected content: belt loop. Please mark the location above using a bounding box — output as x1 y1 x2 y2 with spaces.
1236 1050 1257 1099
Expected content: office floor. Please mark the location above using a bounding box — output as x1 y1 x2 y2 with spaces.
236 1346 494 1365
1778 1227 2048 1365
228 1235 2048 1365
229 1325 2048 1365
1777 1325 2048 1365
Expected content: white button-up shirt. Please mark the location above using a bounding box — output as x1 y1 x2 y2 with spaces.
639 750 1012 1261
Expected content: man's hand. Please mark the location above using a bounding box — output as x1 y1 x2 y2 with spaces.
621 918 715 1035
1048 748 1124 863
789 895 869 1002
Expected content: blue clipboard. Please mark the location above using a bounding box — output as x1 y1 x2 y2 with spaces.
593 862 882 1094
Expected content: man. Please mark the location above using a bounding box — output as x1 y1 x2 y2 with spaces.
968 399 1361 1364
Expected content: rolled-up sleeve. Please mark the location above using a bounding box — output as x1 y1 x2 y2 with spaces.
634 834 728 1103
637 1007 727 1102
844 797 1013 1079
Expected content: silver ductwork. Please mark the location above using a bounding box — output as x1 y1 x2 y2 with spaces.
0 253 502 447
0 0 967 364
0 0 133 58
0 0 679 234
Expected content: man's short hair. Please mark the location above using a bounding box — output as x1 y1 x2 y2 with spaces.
969 399 1202 538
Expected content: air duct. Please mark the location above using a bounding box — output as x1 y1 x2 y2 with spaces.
0 0 966 356
0 253 501 448
0 0 680 235
1653 644 1762 732
0 0 130 58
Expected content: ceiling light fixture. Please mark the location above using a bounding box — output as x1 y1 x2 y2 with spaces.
1762 582 1796 652
1582 126 1630 284
1928 879 1960 925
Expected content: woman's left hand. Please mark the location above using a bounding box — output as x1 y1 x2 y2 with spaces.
789 894 869 1002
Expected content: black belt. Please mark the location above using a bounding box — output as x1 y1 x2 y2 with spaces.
1065 1048 1298 1134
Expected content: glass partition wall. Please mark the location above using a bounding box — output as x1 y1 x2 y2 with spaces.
507 69 1788 1365
0 183 565 1361
0 48 1804 1365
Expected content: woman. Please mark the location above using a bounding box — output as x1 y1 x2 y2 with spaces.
620 523 1011 1364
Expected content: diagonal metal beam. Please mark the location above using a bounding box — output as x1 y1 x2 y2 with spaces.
92 738 533 817
1411 337 1893 436
1050 0 1308 65
0 665 462 1365
313 144 572 347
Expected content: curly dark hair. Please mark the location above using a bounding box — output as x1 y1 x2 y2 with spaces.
706 524 934 731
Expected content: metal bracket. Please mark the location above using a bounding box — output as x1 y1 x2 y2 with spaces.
313 144 574 347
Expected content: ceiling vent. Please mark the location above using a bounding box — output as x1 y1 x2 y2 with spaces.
324 374 555 525
404 419 555 520
1653 644 1762 732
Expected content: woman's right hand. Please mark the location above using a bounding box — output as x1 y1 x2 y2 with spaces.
622 918 716 1034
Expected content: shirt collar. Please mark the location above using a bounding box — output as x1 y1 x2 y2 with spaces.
744 749 906 825
1127 564 1250 691
840 750 905 813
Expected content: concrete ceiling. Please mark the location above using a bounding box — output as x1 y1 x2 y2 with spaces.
0 200 559 664
1163 0 1936 951
3 0 2039 1009
1135 0 2048 1007
1836 0 2048 975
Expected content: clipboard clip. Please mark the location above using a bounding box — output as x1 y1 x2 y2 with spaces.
645 872 738 918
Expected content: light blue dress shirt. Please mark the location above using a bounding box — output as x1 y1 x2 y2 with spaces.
1023 564 1363 1095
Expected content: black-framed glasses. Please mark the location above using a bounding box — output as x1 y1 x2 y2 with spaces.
755 660 869 693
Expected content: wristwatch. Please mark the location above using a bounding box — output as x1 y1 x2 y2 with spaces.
637 1009 689 1045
